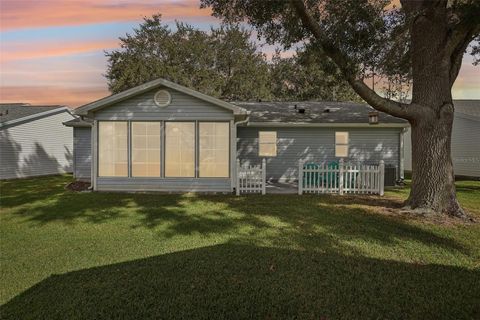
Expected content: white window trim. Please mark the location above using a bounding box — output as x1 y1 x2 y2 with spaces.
258 131 277 157
335 131 349 158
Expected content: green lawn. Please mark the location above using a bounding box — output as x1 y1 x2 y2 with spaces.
1 175 479 319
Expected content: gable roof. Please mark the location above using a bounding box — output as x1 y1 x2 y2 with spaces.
74 78 248 116
233 101 408 127
0 104 70 128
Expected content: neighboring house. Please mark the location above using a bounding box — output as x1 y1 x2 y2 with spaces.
65 78 408 192
0 103 75 179
404 100 480 178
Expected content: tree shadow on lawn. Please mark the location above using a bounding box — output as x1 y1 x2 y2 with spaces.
6 192 471 255
1 244 479 320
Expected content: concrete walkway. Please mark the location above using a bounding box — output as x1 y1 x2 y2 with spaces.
266 181 298 194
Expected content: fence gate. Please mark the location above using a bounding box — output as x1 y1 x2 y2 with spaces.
236 159 266 195
298 159 385 195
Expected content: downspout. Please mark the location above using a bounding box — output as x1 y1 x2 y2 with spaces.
233 113 250 192
399 127 407 182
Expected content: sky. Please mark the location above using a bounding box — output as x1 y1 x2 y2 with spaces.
0 0 478 108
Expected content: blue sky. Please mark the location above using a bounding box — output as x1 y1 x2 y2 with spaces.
0 0 478 107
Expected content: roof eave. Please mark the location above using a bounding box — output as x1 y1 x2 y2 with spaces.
245 122 409 128
74 78 248 116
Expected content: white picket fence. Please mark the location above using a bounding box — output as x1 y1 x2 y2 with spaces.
236 159 266 195
298 159 385 195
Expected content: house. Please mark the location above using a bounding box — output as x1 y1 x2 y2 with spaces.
65 78 408 192
0 103 75 179
404 100 480 178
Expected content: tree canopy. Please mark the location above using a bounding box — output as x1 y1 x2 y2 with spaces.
105 14 357 101
200 0 480 217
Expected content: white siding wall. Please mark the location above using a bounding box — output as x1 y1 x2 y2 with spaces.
0 111 74 179
404 115 480 178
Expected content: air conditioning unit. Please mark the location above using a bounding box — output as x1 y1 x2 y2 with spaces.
384 166 397 187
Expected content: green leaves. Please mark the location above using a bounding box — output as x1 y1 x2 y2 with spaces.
105 14 359 102
105 15 271 101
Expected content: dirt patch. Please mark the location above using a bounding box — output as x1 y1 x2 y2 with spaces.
327 194 477 226
65 181 91 192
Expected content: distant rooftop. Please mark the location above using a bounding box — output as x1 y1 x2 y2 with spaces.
0 103 66 123
232 101 407 124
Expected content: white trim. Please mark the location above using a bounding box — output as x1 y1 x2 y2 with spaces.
245 122 409 128
399 127 407 179
74 78 248 116
0 107 72 128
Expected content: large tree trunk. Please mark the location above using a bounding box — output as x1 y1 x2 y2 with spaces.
406 105 465 217
288 0 476 218
403 2 468 218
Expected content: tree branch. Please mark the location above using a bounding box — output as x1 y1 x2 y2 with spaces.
289 0 414 120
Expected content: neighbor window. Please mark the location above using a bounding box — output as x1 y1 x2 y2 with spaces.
131 122 161 177
259 131 277 157
335 131 349 157
199 122 229 177
165 122 195 177
98 121 128 177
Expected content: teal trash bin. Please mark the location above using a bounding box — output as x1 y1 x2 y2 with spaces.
303 163 320 188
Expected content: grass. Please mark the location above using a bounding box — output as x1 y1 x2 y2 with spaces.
0 175 479 319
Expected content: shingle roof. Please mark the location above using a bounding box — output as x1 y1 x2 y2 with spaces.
232 101 408 124
0 103 65 123
63 117 93 127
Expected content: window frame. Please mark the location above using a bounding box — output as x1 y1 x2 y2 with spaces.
198 121 230 178
97 121 129 177
130 121 162 178
258 131 277 157
335 131 349 158
164 121 196 178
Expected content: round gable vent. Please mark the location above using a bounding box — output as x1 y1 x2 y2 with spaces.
154 90 171 107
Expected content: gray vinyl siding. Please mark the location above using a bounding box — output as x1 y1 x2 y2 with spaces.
90 87 235 192
237 127 401 182
73 127 92 181
94 87 234 121
451 116 480 177
96 178 231 192
0 111 74 179
405 115 480 177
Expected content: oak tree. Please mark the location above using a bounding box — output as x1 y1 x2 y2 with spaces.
201 0 480 217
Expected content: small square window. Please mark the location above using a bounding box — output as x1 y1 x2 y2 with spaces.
259 131 277 157
335 132 349 157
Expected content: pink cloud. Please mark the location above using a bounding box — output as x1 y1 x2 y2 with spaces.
1 39 119 62
0 0 213 31
0 85 109 107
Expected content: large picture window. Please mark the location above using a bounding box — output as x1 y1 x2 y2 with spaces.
165 122 195 177
98 122 128 177
259 131 277 157
131 122 161 177
335 131 349 157
199 122 229 177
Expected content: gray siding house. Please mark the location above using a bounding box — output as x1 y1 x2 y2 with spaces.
0 104 75 179
404 100 480 178
66 78 408 192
